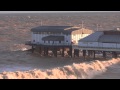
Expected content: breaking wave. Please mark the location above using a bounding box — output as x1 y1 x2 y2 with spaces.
0 58 120 79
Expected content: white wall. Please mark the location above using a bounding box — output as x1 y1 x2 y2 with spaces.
32 32 72 45
79 42 88 47
32 32 90 45
71 34 90 44
117 43 120 48
102 43 117 48
87 42 99 47
78 41 119 49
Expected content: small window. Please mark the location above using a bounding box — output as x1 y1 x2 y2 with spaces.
53 41 54 44
66 33 68 36
83 42 87 44
59 41 61 43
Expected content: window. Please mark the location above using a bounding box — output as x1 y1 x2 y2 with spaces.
59 41 61 43
89 42 93 44
53 41 54 44
66 33 68 36
83 42 87 44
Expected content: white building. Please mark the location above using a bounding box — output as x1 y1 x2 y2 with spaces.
78 30 120 50
30 26 93 46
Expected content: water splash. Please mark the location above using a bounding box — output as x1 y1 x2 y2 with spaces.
10 44 29 51
0 58 120 79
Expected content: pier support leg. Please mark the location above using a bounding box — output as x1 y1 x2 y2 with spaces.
53 47 57 57
62 47 64 57
46 47 48 56
31 45 35 53
39 46 42 55
83 50 86 60
88 50 91 57
69 47 72 58
112 52 117 58
103 51 106 59
54 47 57 57
93 50 95 59
44 47 46 56
74 49 79 57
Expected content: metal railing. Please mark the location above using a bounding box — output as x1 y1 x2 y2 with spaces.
25 41 73 46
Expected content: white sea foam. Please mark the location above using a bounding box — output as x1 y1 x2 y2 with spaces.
0 58 119 79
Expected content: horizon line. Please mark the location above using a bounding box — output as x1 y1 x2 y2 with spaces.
0 11 120 13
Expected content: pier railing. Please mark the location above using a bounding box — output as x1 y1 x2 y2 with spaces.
25 41 74 46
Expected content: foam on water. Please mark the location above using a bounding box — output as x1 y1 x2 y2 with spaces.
0 58 119 79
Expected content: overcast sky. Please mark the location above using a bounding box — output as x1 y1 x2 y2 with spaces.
0 11 119 13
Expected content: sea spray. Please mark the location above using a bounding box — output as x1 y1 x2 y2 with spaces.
0 58 120 79
10 44 30 51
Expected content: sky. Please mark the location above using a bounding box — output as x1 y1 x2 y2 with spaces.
0 11 119 13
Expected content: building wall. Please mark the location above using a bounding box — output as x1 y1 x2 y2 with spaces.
78 42 88 47
79 41 120 49
32 31 91 45
87 42 99 47
71 34 90 44
32 32 49 44
79 42 99 47
102 43 116 48
117 43 120 48
31 32 71 45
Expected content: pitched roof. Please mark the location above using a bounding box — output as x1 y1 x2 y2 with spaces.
79 31 103 42
31 26 79 34
99 35 120 43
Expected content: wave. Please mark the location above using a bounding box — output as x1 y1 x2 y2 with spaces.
0 58 120 79
10 44 30 51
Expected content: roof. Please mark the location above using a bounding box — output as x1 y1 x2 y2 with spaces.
31 26 80 34
72 28 94 34
99 35 120 43
42 35 64 41
79 31 103 42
